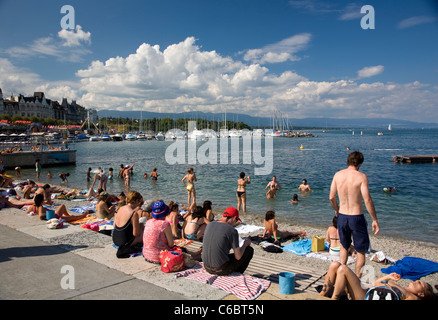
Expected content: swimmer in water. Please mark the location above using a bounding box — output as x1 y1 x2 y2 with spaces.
265 176 281 199
182 168 197 206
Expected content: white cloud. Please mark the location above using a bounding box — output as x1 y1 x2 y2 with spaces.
2 36 437 123
0 57 79 102
58 25 92 47
243 33 311 64
397 16 438 29
357 65 384 79
338 4 363 21
3 26 92 62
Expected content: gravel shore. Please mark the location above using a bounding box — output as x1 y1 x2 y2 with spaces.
5 180 438 299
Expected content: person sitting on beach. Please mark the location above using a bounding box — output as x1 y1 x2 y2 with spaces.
166 201 181 238
23 180 37 199
34 184 61 206
25 194 89 222
95 191 116 220
112 191 144 257
236 172 250 212
203 200 214 221
138 199 154 221
290 194 299 204
265 176 281 199
182 168 197 207
202 207 253 276
115 192 126 213
182 205 209 241
0 170 14 188
326 215 342 256
298 179 311 192
260 210 306 243
142 200 174 264
0 189 26 209
319 261 436 300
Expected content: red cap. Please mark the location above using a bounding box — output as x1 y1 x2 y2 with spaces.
223 207 240 221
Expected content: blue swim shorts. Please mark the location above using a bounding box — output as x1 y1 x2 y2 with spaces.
337 213 370 253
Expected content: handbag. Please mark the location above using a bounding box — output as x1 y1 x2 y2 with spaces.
311 235 325 252
159 246 185 273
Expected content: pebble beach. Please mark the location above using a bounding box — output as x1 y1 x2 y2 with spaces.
1 179 438 300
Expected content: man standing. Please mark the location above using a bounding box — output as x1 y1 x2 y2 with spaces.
202 207 253 276
329 151 379 277
265 176 281 199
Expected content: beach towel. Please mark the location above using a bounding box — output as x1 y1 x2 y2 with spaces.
81 219 114 232
69 204 96 214
381 257 438 281
282 239 312 255
306 251 356 265
175 263 270 300
67 215 96 225
234 224 264 234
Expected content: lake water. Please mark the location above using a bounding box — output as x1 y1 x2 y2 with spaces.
16 128 438 245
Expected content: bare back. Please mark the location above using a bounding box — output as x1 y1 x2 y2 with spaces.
330 167 368 216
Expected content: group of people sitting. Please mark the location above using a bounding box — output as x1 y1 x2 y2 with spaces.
9 178 435 301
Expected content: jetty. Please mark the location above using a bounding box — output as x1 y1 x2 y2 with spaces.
1 149 76 169
392 155 438 163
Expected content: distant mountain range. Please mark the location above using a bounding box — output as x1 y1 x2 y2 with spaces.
97 110 438 129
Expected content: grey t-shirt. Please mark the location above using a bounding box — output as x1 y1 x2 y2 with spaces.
201 221 240 268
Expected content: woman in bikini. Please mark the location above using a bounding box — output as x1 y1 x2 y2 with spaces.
182 206 209 241
319 261 435 300
236 172 250 212
260 210 306 243
123 162 135 191
182 168 197 207
166 201 180 238
26 194 89 222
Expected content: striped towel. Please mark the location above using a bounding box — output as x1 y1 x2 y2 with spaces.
175 263 270 300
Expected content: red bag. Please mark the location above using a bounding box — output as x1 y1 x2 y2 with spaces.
159 247 185 273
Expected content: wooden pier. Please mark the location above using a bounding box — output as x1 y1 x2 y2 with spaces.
393 155 438 163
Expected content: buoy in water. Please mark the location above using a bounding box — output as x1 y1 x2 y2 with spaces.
300 145 304 150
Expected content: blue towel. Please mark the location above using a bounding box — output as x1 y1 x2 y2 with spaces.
282 239 312 255
381 257 438 281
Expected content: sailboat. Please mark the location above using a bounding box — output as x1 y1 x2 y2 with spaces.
388 124 392 131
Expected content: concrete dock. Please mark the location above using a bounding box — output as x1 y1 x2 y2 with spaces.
1 149 76 169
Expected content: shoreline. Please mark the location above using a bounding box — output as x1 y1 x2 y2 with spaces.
3 179 438 299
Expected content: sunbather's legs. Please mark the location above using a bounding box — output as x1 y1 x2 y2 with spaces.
332 265 366 300
319 261 340 296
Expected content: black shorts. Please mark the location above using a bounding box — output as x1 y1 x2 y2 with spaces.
337 213 370 253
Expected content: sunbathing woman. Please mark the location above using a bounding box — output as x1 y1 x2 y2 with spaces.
182 205 209 241
95 192 116 220
23 180 37 199
260 210 306 243
166 201 180 238
319 261 435 300
182 168 197 207
26 194 89 222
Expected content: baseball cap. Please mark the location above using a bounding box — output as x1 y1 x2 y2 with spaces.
223 207 241 222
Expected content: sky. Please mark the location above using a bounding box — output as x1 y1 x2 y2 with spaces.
0 0 438 123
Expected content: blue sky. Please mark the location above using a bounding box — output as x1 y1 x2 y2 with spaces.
1 0 437 123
